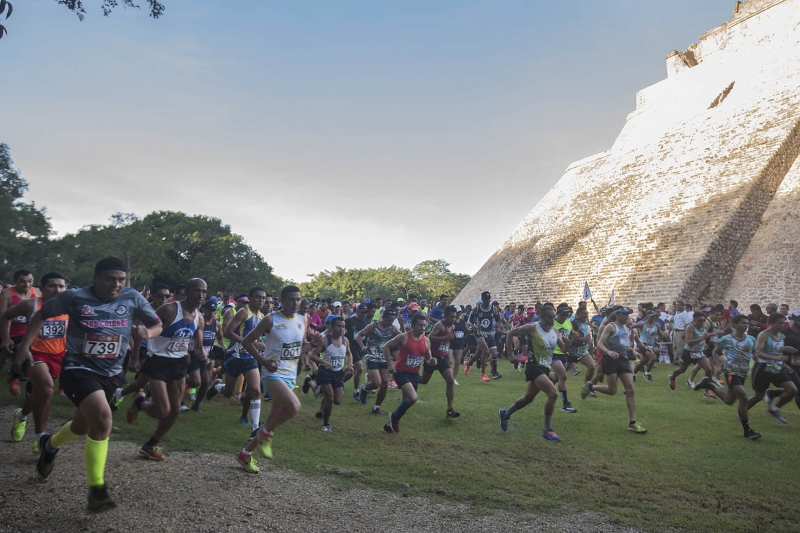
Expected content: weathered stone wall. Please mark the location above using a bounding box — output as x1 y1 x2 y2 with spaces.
456 0 800 308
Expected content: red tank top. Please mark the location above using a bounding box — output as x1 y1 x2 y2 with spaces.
429 324 454 358
395 333 428 373
9 291 32 338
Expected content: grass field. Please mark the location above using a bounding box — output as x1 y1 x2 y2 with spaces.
3 359 800 532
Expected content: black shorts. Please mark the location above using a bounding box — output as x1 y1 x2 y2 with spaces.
601 356 632 376
465 334 477 347
138 344 149 361
366 359 388 371
187 351 205 373
60 368 125 408
525 363 550 382
551 352 567 366
478 333 496 349
349 346 363 363
210 345 225 362
140 355 188 382
751 363 791 392
422 356 451 375
681 349 705 366
316 367 344 388
223 355 259 377
451 334 465 351
394 370 420 390
725 373 747 389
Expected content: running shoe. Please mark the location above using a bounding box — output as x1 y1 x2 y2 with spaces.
572 367 581 376
389 412 400 434
712 377 725 388
643 372 653 382
322 425 332 432
498 409 509 432
11 408 26 442
359 385 368 405
31 438 39 454
668 375 676 390
240 416 251 425
352 390 361 402
36 434 58 478
140 445 165 460
206 379 222 401
581 381 592 400
126 392 145 424
687 378 695 389
233 393 242 404
313 387 324 398
180 403 189 412
561 402 577 413
256 429 274 459
491 372 502 379
541 430 562 442
588 391 597 398
764 394 775 410
87 485 117 513
480 374 491 383
703 390 716 399
446 408 460 418
382 422 395 434
112 388 124 409
190 405 202 413
694 376 713 391
237 451 259 473
627 423 647 434
453 379 459 386
189 393 196 401
517 365 523 373
766 406 787 424
389 381 398 389
371 406 387 416
464 363 470 376
314 411 323 419
9 379 20 396
744 429 762 440
302 375 312 394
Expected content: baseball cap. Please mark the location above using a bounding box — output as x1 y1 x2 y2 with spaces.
481 291 491 299
365 297 371 304
383 308 397 317
645 310 657 317
526 307 536 314
357 303 369 313
699 306 712 313
789 310 800 321
237 295 249 303
325 314 337 323
408 303 420 311
454 305 463 312
397 297 405 303
465 305 473 311
556 304 572 314
610 306 632 316
333 301 342 307
202 300 218 311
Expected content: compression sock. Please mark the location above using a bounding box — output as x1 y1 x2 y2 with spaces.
560 390 568 403
491 358 498 374
544 415 553 431
250 399 261 431
50 421 79 449
394 399 412 419
740 418 751 432
84 436 109 487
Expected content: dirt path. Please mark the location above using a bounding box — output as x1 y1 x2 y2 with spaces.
0 406 640 533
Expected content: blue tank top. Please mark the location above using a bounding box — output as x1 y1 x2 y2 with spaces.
202 318 217 356
606 323 631 360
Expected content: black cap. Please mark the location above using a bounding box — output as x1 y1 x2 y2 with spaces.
357 303 369 313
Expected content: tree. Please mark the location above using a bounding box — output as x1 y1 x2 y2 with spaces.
0 144 52 282
411 259 471 302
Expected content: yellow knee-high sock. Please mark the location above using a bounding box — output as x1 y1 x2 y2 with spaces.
50 421 79 449
84 437 109 487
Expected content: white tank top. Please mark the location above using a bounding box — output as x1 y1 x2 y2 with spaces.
148 301 200 359
322 334 347 371
263 311 305 378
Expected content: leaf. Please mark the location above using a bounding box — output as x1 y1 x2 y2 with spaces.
4 2 11 19
0 1 6 17
0 25 6 39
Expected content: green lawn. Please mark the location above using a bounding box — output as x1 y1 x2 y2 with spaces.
3 360 799 532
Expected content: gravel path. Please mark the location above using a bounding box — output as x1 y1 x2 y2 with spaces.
0 406 641 533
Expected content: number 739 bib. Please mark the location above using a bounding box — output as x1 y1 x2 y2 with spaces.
82 334 121 359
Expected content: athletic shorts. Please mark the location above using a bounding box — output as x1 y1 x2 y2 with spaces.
465 334 477 347
525 363 550 382
567 348 589 364
636 345 655 357
316 367 344 388
263 374 296 391
140 355 188 382
31 349 65 379
210 345 225 362
7 335 26 381
495 332 506 346
187 351 205 373
223 355 258 378
138 344 149 361
60 368 124 408
394 370 420 390
450 337 465 351
601 355 632 376
725 373 747 389
422 356 451 375
751 363 791 392
478 334 496 349
349 346 363 363
681 349 705 367
551 352 567 365
366 359 388 371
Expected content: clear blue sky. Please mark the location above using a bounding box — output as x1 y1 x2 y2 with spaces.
4 1 732 281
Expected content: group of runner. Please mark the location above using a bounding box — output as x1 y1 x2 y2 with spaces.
1 262 799 513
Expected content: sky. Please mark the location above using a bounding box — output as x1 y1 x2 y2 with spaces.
4 1 733 282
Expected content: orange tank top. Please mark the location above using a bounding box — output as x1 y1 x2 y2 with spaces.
30 298 69 355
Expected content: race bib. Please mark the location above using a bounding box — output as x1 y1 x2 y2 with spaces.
167 337 191 353
726 359 749 375
454 331 464 339
765 362 782 374
82 334 120 359
280 341 301 360
328 355 344 371
39 320 67 339
690 351 703 360
406 355 424 368
480 330 494 338
437 342 450 355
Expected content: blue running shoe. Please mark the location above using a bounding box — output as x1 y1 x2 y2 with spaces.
499 409 509 432
240 416 250 426
541 430 562 442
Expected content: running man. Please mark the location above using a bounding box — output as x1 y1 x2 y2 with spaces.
469 291 505 381
421 305 460 418
344 303 370 401
581 306 647 434
207 287 267 434
746 312 798 423
381 313 435 434
189 298 223 412
126 278 206 460
308 317 353 432
33 257 162 512
551 303 577 413
668 312 717 391
631 310 661 382
566 306 595 383
7 272 69 449
236 286 307 473
692 315 762 439
499 303 565 442
355 308 402 415
0 269 37 395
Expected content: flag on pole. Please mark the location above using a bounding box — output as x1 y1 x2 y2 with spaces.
582 282 592 301
609 289 615 306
